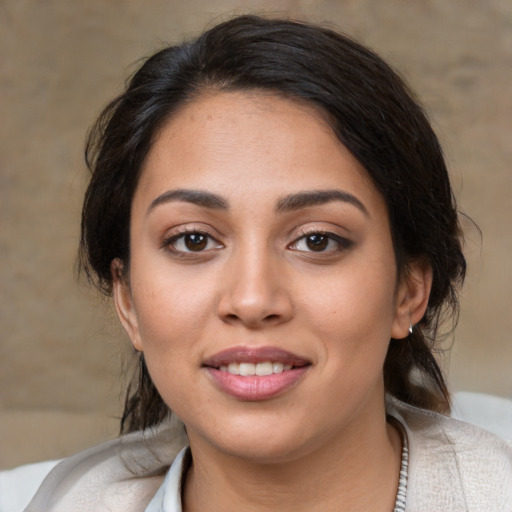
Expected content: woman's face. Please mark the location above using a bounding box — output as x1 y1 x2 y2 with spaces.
114 91 428 462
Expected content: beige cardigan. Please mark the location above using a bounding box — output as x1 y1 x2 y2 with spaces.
395 398 512 510
17 399 512 511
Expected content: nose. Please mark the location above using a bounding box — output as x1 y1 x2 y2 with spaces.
217 246 294 329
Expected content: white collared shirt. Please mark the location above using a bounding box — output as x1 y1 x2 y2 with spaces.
144 447 188 512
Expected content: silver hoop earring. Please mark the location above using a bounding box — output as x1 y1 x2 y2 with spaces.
408 323 413 334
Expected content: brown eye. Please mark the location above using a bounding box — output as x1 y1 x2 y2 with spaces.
184 233 208 251
290 231 353 254
166 231 223 254
305 234 329 251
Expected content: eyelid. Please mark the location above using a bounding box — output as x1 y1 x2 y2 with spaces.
161 225 224 254
288 227 353 253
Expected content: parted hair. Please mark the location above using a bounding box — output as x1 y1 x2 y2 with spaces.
79 15 466 434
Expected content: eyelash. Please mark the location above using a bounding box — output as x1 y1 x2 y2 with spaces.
162 228 353 257
163 228 223 255
289 230 353 254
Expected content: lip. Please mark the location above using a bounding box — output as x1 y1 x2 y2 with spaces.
203 346 310 367
203 346 311 401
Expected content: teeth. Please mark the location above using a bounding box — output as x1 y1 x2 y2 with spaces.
255 362 273 376
239 363 256 376
273 362 284 374
228 362 239 375
219 361 294 376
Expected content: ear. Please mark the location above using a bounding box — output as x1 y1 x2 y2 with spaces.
111 258 143 352
391 259 433 340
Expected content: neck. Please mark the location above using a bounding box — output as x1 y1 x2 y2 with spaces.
183 406 402 512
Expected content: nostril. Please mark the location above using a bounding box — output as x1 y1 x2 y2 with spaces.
217 289 294 327
221 311 283 326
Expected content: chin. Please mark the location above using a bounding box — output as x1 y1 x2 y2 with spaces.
218 437 314 465
187 411 333 465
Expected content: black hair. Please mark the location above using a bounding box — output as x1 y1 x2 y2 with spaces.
80 15 466 433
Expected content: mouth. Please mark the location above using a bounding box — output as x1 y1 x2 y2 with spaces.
203 346 311 372
202 346 311 401
218 361 294 376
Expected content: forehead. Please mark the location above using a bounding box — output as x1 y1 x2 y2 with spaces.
135 91 381 211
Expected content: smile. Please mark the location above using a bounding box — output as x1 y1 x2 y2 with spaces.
203 347 311 401
219 362 293 376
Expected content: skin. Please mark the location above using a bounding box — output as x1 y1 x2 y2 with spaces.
113 91 432 511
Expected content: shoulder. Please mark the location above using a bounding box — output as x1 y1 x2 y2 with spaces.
451 390 512 441
7 416 187 512
0 460 60 512
389 398 512 511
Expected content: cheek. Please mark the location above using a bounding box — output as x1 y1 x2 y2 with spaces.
130 266 216 356
129 275 215 413
303 261 396 329
299 256 397 367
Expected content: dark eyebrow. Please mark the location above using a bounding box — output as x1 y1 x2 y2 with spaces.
147 189 229 215
276 190 369 215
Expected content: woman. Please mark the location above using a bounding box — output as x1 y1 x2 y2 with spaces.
23 15 511 512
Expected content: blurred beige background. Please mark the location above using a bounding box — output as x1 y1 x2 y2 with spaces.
1 0 511 470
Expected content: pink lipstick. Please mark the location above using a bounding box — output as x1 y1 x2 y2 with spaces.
203 346 310 401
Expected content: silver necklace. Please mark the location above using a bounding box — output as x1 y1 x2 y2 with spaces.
392 419 409 512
